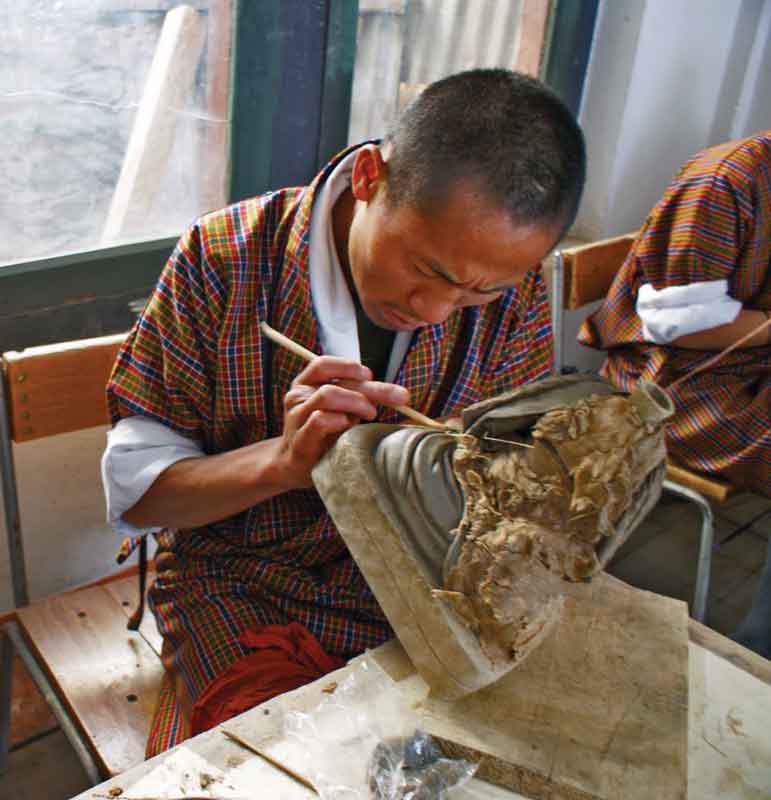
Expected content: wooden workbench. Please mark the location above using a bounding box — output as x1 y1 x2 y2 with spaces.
71 623 771 800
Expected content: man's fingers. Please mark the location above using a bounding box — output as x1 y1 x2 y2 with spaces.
294 356 372 386
286 383 379 426
289 357 411 412
293 356 411 408
339 379 410 409
292 409 353 457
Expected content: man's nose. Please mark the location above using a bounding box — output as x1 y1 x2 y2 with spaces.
407 286 461 325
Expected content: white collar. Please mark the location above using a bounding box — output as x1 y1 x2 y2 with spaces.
308 149 410 382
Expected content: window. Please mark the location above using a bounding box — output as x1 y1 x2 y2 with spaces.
349 0 551 144
1 1 232 267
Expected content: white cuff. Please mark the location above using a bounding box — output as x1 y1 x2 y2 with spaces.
101 417 204 537
636 279 741 344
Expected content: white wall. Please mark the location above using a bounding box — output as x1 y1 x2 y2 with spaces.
563 0 771 372
575 0 771 240
0 427 128 613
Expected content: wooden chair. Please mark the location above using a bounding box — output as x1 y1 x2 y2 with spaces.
0 334 163 783
550 234 737 623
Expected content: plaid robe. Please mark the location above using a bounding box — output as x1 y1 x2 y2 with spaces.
579 133 771 495
107 144 553 752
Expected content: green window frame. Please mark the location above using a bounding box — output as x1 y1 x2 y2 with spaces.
0 0 596 353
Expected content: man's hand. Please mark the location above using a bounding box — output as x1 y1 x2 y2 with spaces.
121 357 410 530
275 356 410 490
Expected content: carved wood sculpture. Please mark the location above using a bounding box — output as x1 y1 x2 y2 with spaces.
312 374 675 699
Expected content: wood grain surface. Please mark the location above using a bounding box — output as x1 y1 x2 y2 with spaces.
665 464 735 503
8 654 57 747
4 335 124 442
105 569 163 658
561 233 637 309
688 618 771 687
408 574 689 800
15 576 163 776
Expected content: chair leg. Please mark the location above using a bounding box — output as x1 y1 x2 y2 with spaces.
1 622 103 785
662 479 714 623
0 630 13 774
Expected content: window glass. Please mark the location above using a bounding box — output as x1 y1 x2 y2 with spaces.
349 0 543 144
0 1 232 266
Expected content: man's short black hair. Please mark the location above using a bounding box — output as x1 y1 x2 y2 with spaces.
384 69 586 233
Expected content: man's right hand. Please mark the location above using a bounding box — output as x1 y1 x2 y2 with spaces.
275 355 411 490
121 356 410 530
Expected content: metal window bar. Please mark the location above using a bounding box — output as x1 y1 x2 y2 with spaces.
0 366 28 609
551 249 565 377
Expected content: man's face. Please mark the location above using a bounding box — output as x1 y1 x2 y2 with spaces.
344 148 560 332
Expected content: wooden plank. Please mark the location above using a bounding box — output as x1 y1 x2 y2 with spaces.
411 574 689 799
688 640 771 798
360 0 407 13
16 583 164 777
227 575 689 800
101 6 206 243
563 232 637 309
513 0 552 77
398 81 427 112
200 0 232 215
105 572 164 658
9 653 57 747
688 618 771 688
3 334 124 442
666 462 735 503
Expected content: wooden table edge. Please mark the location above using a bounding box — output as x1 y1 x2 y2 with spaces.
688 618 771 686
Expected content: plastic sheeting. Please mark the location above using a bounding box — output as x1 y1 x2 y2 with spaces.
0 1 231 265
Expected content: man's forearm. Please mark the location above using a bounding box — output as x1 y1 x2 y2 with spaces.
670 308 769 350
121 437 293 530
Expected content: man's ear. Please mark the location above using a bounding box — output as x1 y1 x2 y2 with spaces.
351 144 388 202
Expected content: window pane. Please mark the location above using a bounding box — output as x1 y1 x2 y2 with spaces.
349 0 545 144
0 1 232 267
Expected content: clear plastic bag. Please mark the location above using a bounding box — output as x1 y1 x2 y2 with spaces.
367 730 477 800
283 657 476 799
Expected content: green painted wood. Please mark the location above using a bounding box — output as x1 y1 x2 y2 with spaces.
0 239 174 349
542 0 599 114
0 239 174 319
228 0 282 202
228 0 358 202
317 0 359 169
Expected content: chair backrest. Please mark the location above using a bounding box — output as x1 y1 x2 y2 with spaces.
1 333 126 606
551 232 637 375
2 333 125 443
549 235 736 503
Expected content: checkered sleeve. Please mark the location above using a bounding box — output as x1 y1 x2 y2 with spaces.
107 221 226 443
634 170 750 290
580 142 758 349
480 263 553 396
